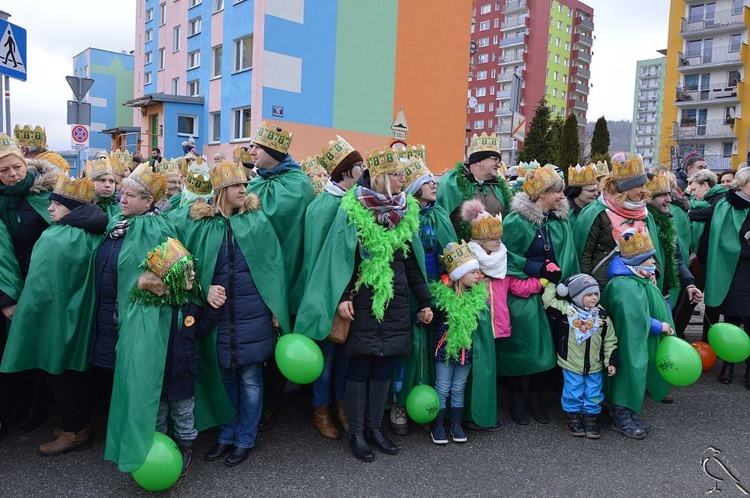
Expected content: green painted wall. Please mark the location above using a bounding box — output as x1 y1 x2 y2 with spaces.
546 0 573 117
91 56 135 127
332 0 398 134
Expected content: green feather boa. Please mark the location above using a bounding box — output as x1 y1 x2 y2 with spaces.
452 161 513 241
429 279 488 362
341 191 420 321
97 195 117 211
647 205 679 291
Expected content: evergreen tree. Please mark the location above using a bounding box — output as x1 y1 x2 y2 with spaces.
590 116 610 163
548 116 564 166
518 99 554 164
559 113 581 171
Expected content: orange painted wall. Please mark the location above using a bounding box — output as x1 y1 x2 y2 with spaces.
393 0 472 174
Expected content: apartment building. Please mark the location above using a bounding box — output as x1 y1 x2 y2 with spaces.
631 57 666 169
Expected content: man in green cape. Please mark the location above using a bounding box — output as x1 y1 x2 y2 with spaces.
563 163 600 228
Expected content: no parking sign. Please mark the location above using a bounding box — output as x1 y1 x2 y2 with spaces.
70 124 89 151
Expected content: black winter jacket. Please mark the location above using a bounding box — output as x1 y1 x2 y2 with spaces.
91 235 124 369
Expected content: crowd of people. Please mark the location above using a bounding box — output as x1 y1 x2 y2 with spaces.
0 123 748 477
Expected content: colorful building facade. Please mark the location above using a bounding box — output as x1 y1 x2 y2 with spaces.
631 57 666 169
130 0 472 170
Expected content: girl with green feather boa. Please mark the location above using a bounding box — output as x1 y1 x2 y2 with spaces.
429 242 488 445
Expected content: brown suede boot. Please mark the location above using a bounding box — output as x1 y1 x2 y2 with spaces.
335 401 350 434
38 425 93 456
313 406 341 440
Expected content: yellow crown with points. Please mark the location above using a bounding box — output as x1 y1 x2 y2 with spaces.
471 212 503 241
591 160 609 178
110 150 132 176
254 121 293 155
53 174 95 203
467 132 500 158
178 156 194 176
618 229 655 260
145 237 191 280
365 146 403 176
395 144 426 163
568 163 598 187
185 159 212 196
233 145 254 165
209 160 247 191
439 240 478 277
300 156 327 177
402 156 431 191
84 158 113 179
517 160 540 176
156 158 182 177
14 125 47 149
317 136 357 174
129 163 168 202
0 132 23 160
523 164 560 200
645 171 671 197
612 156 645 182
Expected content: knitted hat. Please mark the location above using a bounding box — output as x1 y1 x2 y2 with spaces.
460 199 503 240
557 273 599 308
440 241 480 281
618 228 656 266
317 136 363 176
256 143 287 162
611 153 646 192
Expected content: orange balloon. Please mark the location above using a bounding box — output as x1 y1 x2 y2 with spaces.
691 341 717 371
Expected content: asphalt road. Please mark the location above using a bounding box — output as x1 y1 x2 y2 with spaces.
1 327 748 497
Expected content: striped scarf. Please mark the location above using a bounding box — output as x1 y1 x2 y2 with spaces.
355 186 408 229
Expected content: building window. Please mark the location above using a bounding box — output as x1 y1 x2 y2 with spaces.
188 50 200 69
233 107 252 140
212 45 222 77
173 26 181 52
565 41 570 50
477 53 489 64
475 103 486 113
554 54 560 63
144 71 152 85
187 79 200 96
489 102 494 111
730 33 741 52
145 51 153 65
492 35 498 45
177 115 198 136
476 70 488 81
553 71 559 80
564 57 569 67
234 35 253 72
473 120 485 130
490 85 495 95
480 20 490 31
733 0 743 15
552 104 557 113
723 142 733 157
214 0 224 11
476 87 486 97
566 24 571 34
556 37 561 47
146 8 154 22
478 37 490 48
171 77 180 95
188 17 201 36
728 70 741 86
159 3 166 25
146 29 153 42
557 20 562 29
494 18 499 28
562 90 566 100
495 1 500 10
563 74 567 83
553 88 558 97
210 112 221 143
480 4 491 14
158 48 165 70
189 0 201 6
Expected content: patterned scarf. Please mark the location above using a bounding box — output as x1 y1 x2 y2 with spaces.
566 303 601 345
603 192 647 221
355 186 408 229
109 209 158 239
0 171 37 238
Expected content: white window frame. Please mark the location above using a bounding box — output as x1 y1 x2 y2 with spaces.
187 79 200 96
146 8 154 22
478 37 489 48
233 35 253 73
145 51 153 65
188 17 202 37
188 0 202 7
475 87 487 97
173 26 181 52
158 48 165 70
144 71 152 85
480 4 491 14
479 20 490 31
211 45 222 78
209 112 221 143
233 107 252 140
188 50 201 69
171 77 180 95
146 29 153 42
177 115 198 137
159 3 166 25
473 120 485 130
214 0 224 11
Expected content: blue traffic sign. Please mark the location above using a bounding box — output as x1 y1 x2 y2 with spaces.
0 20 26 82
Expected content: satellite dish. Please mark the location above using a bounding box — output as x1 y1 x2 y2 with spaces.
469 96 478 108
729 107 736 119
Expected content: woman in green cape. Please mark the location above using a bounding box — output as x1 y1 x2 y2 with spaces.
500 165 579 425
563 163 600 227
83 158 120 218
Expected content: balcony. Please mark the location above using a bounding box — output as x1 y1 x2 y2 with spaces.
495 107 513 117
680 7 745 38
499 138 515 150
673 119 736 140
498 72 515 83
503 0 528 15
635 139 655 147
499 53 525 66
571 66 591 79
573 50 592 64
569 99 588 111
572 83 590 95
675 83 740 106
500 33 527 49
501 16 528 32
639 70 661 79
677 44 744 71
497 90 512 100
575 16 594 32
495 122 512 134
573 32 593 48
636 115 657 125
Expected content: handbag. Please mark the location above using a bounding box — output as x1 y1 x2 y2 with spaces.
328 313 351 344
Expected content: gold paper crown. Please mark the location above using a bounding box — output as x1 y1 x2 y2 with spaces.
645 171 671 197
156 158 182 177
467 132 500 158
439 240 478 276
317 136 357 174
592 160 609 178
53 174 95 203
310 173 327 197
110 150 132 176
129 163 168 202
0 132 23 159
517 160 540 175
365 146 403 176
395 144 426 163
612 156 645 182
38 151 70 173
300 156 327 177
568 163 598 187
471 212 503 241
618 229 655 260
209 160 247 190
84 158 113 179
233 145 254 165
402 156 431 191
178 156 194 176
254 121 293 155
145 237 191 280
523 164 560 199
14 125 47 149
185 170 212 195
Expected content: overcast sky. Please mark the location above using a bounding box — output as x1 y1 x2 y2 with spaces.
3 0 669 151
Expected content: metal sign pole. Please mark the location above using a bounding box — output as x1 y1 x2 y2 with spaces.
4 76 10 134
0 76 4 134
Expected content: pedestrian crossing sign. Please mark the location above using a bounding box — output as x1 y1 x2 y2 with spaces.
0 20 26 82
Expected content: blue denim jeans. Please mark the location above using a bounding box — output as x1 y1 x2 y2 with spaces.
561 368 603 415
156 397 197 443
434 361 472 409
312 340 348 407
218 363 263 449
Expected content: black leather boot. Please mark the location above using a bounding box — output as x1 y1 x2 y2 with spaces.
565 412 584 437
510 393 528 425
348 432 374 462
718 361 734 384
527 392 550 424
366 380 398 455
345 380 373 461
12 403 47 435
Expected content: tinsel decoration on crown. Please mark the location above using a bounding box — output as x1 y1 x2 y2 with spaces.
84 158 114 179
365 146 403 177
14 125 47 149
155 158 182 177
523 164 559 199
53 174 95 203
144 237 191 279
300 156 327 177
467 132 500 158
110 150 132 176
134 237 199 306
568 163 598 187
317 136 356 175
209 160 247 191
439 240 477 276
233 145 254 165
611 155 645 182
129 163 168 202
592 160 609 178
618 229 655 260
254 121 293 155
645 171 671 197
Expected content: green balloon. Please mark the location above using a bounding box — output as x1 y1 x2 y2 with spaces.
406 384 440 424
708 323 750 363
275 334 324 384
131 432 182 492
655 336 702 387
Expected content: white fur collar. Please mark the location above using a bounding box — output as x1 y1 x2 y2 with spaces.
468 241 507 279
509 192 569 225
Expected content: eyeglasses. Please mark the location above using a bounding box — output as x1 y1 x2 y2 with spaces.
389 172 406 179
426 180 437 187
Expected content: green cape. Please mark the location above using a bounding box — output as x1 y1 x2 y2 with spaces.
670 204 691 268
25 191 53 225
689 185 728 251
0 220 22 301
301 191 344 281
705 197 749 307
602 273 673 412
1 225 103 374
165 204 191 240
182 205 291 431
247 169 315 314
